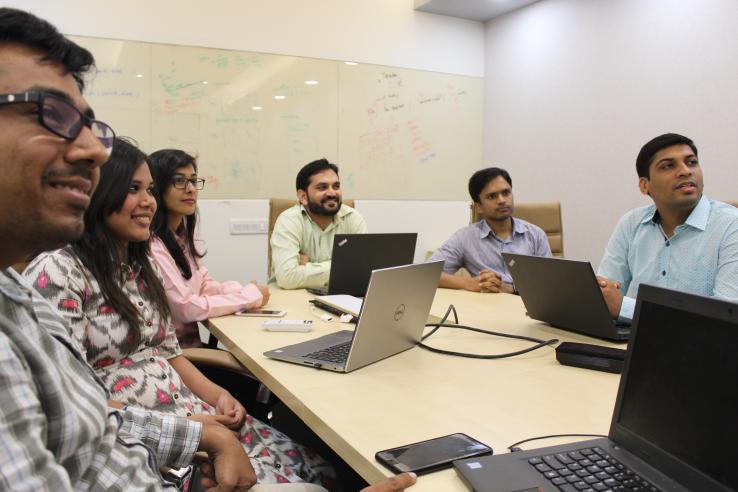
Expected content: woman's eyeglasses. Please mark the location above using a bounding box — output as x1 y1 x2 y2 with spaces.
0 91 115 155
172 175 206 190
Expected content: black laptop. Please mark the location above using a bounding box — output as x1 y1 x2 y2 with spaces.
454 284 738 492
307 233 417 297
503 253 629 341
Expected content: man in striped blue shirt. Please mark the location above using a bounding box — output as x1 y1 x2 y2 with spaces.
0 7 256 491
597 133 738 323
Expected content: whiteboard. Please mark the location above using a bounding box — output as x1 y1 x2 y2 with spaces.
72 36 483 200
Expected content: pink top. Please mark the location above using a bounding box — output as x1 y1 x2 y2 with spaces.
150 236 263 348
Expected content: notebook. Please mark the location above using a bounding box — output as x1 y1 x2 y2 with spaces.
454 284 738 492
503 253 629 341
264 261 443 373
306 233 417 297
311 294 362 317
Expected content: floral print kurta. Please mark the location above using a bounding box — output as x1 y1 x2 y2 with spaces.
25 247 336 489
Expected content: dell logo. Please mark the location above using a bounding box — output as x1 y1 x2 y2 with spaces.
394 304 406 321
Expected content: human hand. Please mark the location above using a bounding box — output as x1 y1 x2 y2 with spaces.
197 424 256 491
188 413 239 438
361 472 417 491
107 399 126 409
298 253 310 266
477 269 502 293
215 392 246 430
499 281 516 294
250 281 270 306
597 276 623 319
464 269 496 292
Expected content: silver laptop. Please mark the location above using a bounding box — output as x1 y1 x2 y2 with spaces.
264 261 443 373
454 284 738 492
503 253 630 341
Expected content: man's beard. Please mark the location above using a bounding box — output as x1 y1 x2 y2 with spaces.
306 195 341 216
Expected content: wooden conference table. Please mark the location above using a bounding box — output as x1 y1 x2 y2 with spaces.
206 288 623 491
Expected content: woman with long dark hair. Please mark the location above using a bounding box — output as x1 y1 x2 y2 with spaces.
25 138 336 488
148 148 269 348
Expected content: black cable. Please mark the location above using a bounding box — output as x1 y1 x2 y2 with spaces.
418 304 559 359
507 434 608 452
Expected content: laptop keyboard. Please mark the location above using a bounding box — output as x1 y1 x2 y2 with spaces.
528 446 662 492
304 341 352 364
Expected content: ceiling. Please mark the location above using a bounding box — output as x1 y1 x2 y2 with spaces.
414 0 543 22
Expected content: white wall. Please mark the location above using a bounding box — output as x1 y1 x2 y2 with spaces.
9 0 484 76
5 0 485 282
484 0 738 266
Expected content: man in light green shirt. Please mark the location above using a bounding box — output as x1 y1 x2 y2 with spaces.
270 158 367 289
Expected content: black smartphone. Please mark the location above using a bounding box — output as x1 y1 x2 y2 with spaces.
375 433 492 475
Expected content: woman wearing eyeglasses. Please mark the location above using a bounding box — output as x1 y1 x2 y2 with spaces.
148 149 270 349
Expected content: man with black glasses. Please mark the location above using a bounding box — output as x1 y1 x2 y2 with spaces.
0 7 261 491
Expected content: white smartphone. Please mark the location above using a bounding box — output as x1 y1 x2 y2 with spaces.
235 308 287 317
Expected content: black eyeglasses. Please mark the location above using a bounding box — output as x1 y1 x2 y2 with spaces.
172 175 206 190
0 91 115 155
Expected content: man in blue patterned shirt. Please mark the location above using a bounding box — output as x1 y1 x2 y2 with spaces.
430 167 552 293
597 133 738 323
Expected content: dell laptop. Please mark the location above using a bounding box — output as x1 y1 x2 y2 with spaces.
503 253 629 341
265 261 443 373
307 233 417 297
454 284 738 492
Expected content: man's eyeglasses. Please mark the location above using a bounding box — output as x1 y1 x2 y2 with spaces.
0 91 115 155
172 175 206 190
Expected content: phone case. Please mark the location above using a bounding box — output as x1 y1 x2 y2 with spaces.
375 433 492 475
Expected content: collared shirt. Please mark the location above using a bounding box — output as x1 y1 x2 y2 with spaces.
270 203 368 289
0 267 201 491
151 236 263 348
598 196 738 322
429 217 552 284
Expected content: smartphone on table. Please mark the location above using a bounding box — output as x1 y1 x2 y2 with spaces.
375 433 492 475
235 308 286 317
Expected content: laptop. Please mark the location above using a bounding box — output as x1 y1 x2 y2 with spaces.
265 261 443 373
502 253 629 341
454 284 738 492
306 233 417 297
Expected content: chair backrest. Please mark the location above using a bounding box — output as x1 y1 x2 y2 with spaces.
11 261 30 274
267 198 356 274
470 201 564 257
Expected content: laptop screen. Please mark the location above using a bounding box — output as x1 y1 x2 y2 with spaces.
613 288 738 490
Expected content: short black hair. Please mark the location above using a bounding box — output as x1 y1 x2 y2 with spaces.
296 158 339 191
0 7 95 91
636 133 698 179
468 167 512 203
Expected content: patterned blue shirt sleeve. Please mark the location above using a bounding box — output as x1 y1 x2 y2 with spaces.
428 228 466 274
533 226 553 257
713 220 738 302
598 211 637 322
